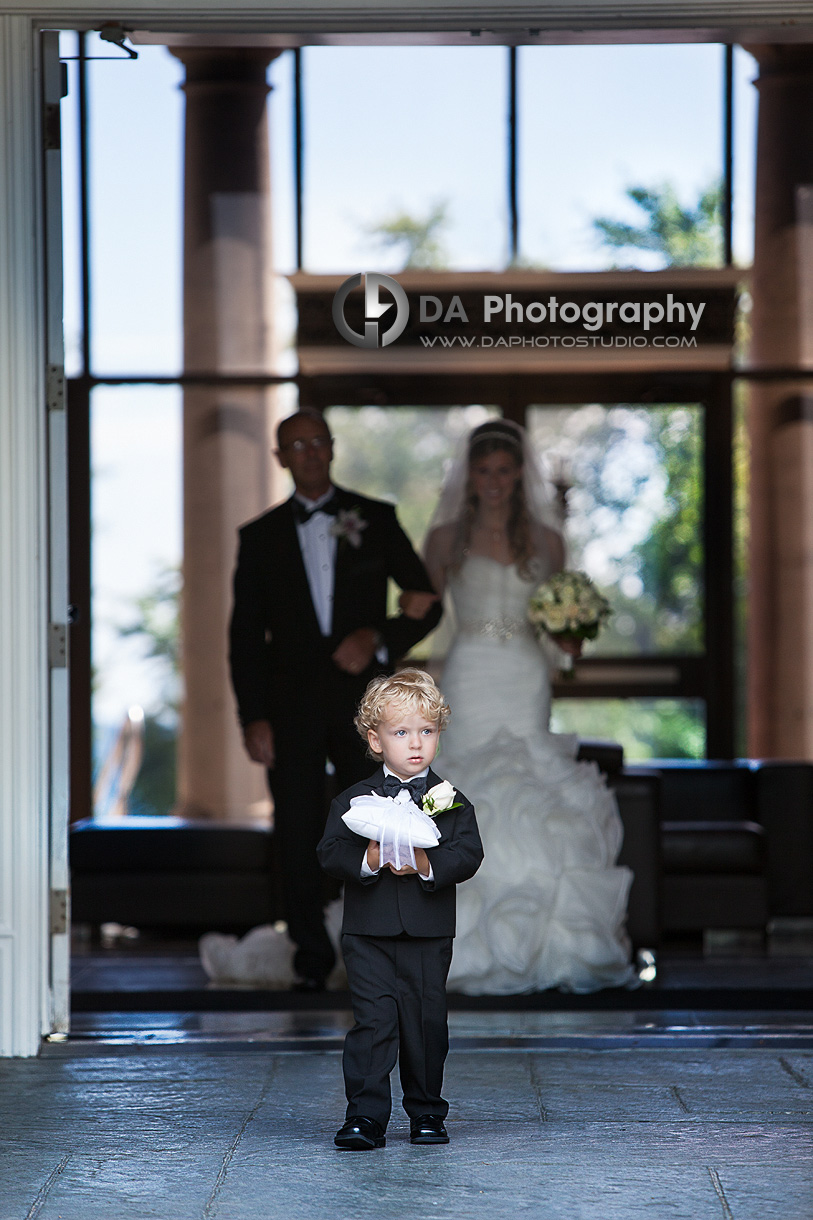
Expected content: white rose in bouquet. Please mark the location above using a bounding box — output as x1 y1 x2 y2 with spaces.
527 570 611 668
544 606 568 633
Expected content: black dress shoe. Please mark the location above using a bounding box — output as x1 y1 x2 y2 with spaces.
292 977 326 993
409 1115 449 1145
334 1116 386 1151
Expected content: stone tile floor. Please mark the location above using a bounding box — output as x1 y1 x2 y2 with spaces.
2 1015 811 1220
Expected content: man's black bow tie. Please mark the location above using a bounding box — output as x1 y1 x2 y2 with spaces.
381 774 428 806
292 494 339 525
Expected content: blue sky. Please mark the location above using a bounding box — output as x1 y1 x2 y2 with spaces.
57 35 757 724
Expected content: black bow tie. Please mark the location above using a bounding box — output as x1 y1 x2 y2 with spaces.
292 494 339 525
381 774 428 806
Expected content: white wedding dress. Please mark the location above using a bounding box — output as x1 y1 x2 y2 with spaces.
438 554 635 994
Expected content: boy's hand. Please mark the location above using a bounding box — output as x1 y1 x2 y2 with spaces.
365 840 380 871
387 848 430 877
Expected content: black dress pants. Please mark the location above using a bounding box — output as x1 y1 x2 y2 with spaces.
341 932 453 1129
268 683 370 982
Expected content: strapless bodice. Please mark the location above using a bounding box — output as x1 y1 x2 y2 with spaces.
447 554 543 642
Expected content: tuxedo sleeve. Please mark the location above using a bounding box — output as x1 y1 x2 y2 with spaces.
420 799 483 892
378 504 443 661
228 529 271 727
317 795 380 886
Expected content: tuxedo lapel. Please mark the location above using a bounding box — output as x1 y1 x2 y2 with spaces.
279 496 324 639
330 487 359 629
364 766 386 793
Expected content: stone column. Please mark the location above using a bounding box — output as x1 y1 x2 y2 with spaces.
173 47 284 820
748 45 813 759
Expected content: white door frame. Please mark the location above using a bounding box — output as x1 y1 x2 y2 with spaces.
0 14 50 1058
43 28 70 1037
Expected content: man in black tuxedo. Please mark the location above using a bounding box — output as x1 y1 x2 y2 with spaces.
229 409 442 990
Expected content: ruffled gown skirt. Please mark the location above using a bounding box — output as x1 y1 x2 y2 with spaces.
439 628 635 995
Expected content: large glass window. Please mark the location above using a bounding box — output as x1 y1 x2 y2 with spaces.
86 37 184 375
60 36 748 808
519 44 727 270
303 47 507 272
91 386 181 814
326 405 499 545
528 404 704 655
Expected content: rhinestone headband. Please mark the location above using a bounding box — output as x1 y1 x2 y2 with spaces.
469 429 522 449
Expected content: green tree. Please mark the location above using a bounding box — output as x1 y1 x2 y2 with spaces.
119 565 180 693
117 565 180 815
593 181 723 268
366 201 449 269
631 408 704 652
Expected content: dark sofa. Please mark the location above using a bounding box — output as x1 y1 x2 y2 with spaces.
627 759 813 935
70 756 813 949
70 815 281 933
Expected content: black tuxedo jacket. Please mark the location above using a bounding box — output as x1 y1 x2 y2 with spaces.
317 766 484 938
229 485 442 727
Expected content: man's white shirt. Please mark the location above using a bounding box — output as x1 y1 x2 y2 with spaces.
293 488 337 637
360 765 434 882
293 485 389 653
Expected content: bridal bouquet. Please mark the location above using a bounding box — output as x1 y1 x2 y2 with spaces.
528 570 611 655
342 789 442 872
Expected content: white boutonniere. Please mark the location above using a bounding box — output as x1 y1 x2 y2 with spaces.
330 506 368 549
421 780 463 818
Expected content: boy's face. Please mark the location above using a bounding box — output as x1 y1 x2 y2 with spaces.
368 709 440 780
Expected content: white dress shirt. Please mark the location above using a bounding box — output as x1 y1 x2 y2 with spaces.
360 765 434 882
294 486 389 662
294 488 337 637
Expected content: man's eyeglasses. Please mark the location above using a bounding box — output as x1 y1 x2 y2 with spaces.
283 436 333 454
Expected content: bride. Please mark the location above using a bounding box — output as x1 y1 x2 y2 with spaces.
407 419 635 995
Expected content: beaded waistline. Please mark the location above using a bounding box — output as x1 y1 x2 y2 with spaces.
457 616 533 642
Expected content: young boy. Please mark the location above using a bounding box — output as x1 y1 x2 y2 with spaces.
317 668 483 1151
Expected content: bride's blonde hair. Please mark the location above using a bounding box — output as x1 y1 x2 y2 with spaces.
355 668 451 761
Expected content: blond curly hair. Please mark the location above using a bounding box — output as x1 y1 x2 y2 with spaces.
355 667 451 761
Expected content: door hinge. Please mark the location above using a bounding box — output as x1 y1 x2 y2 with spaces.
50 889 68 936
46 364 65 412
43 102 61 151
48 622 68 669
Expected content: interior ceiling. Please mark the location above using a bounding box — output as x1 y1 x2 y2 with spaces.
128 28 813 48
